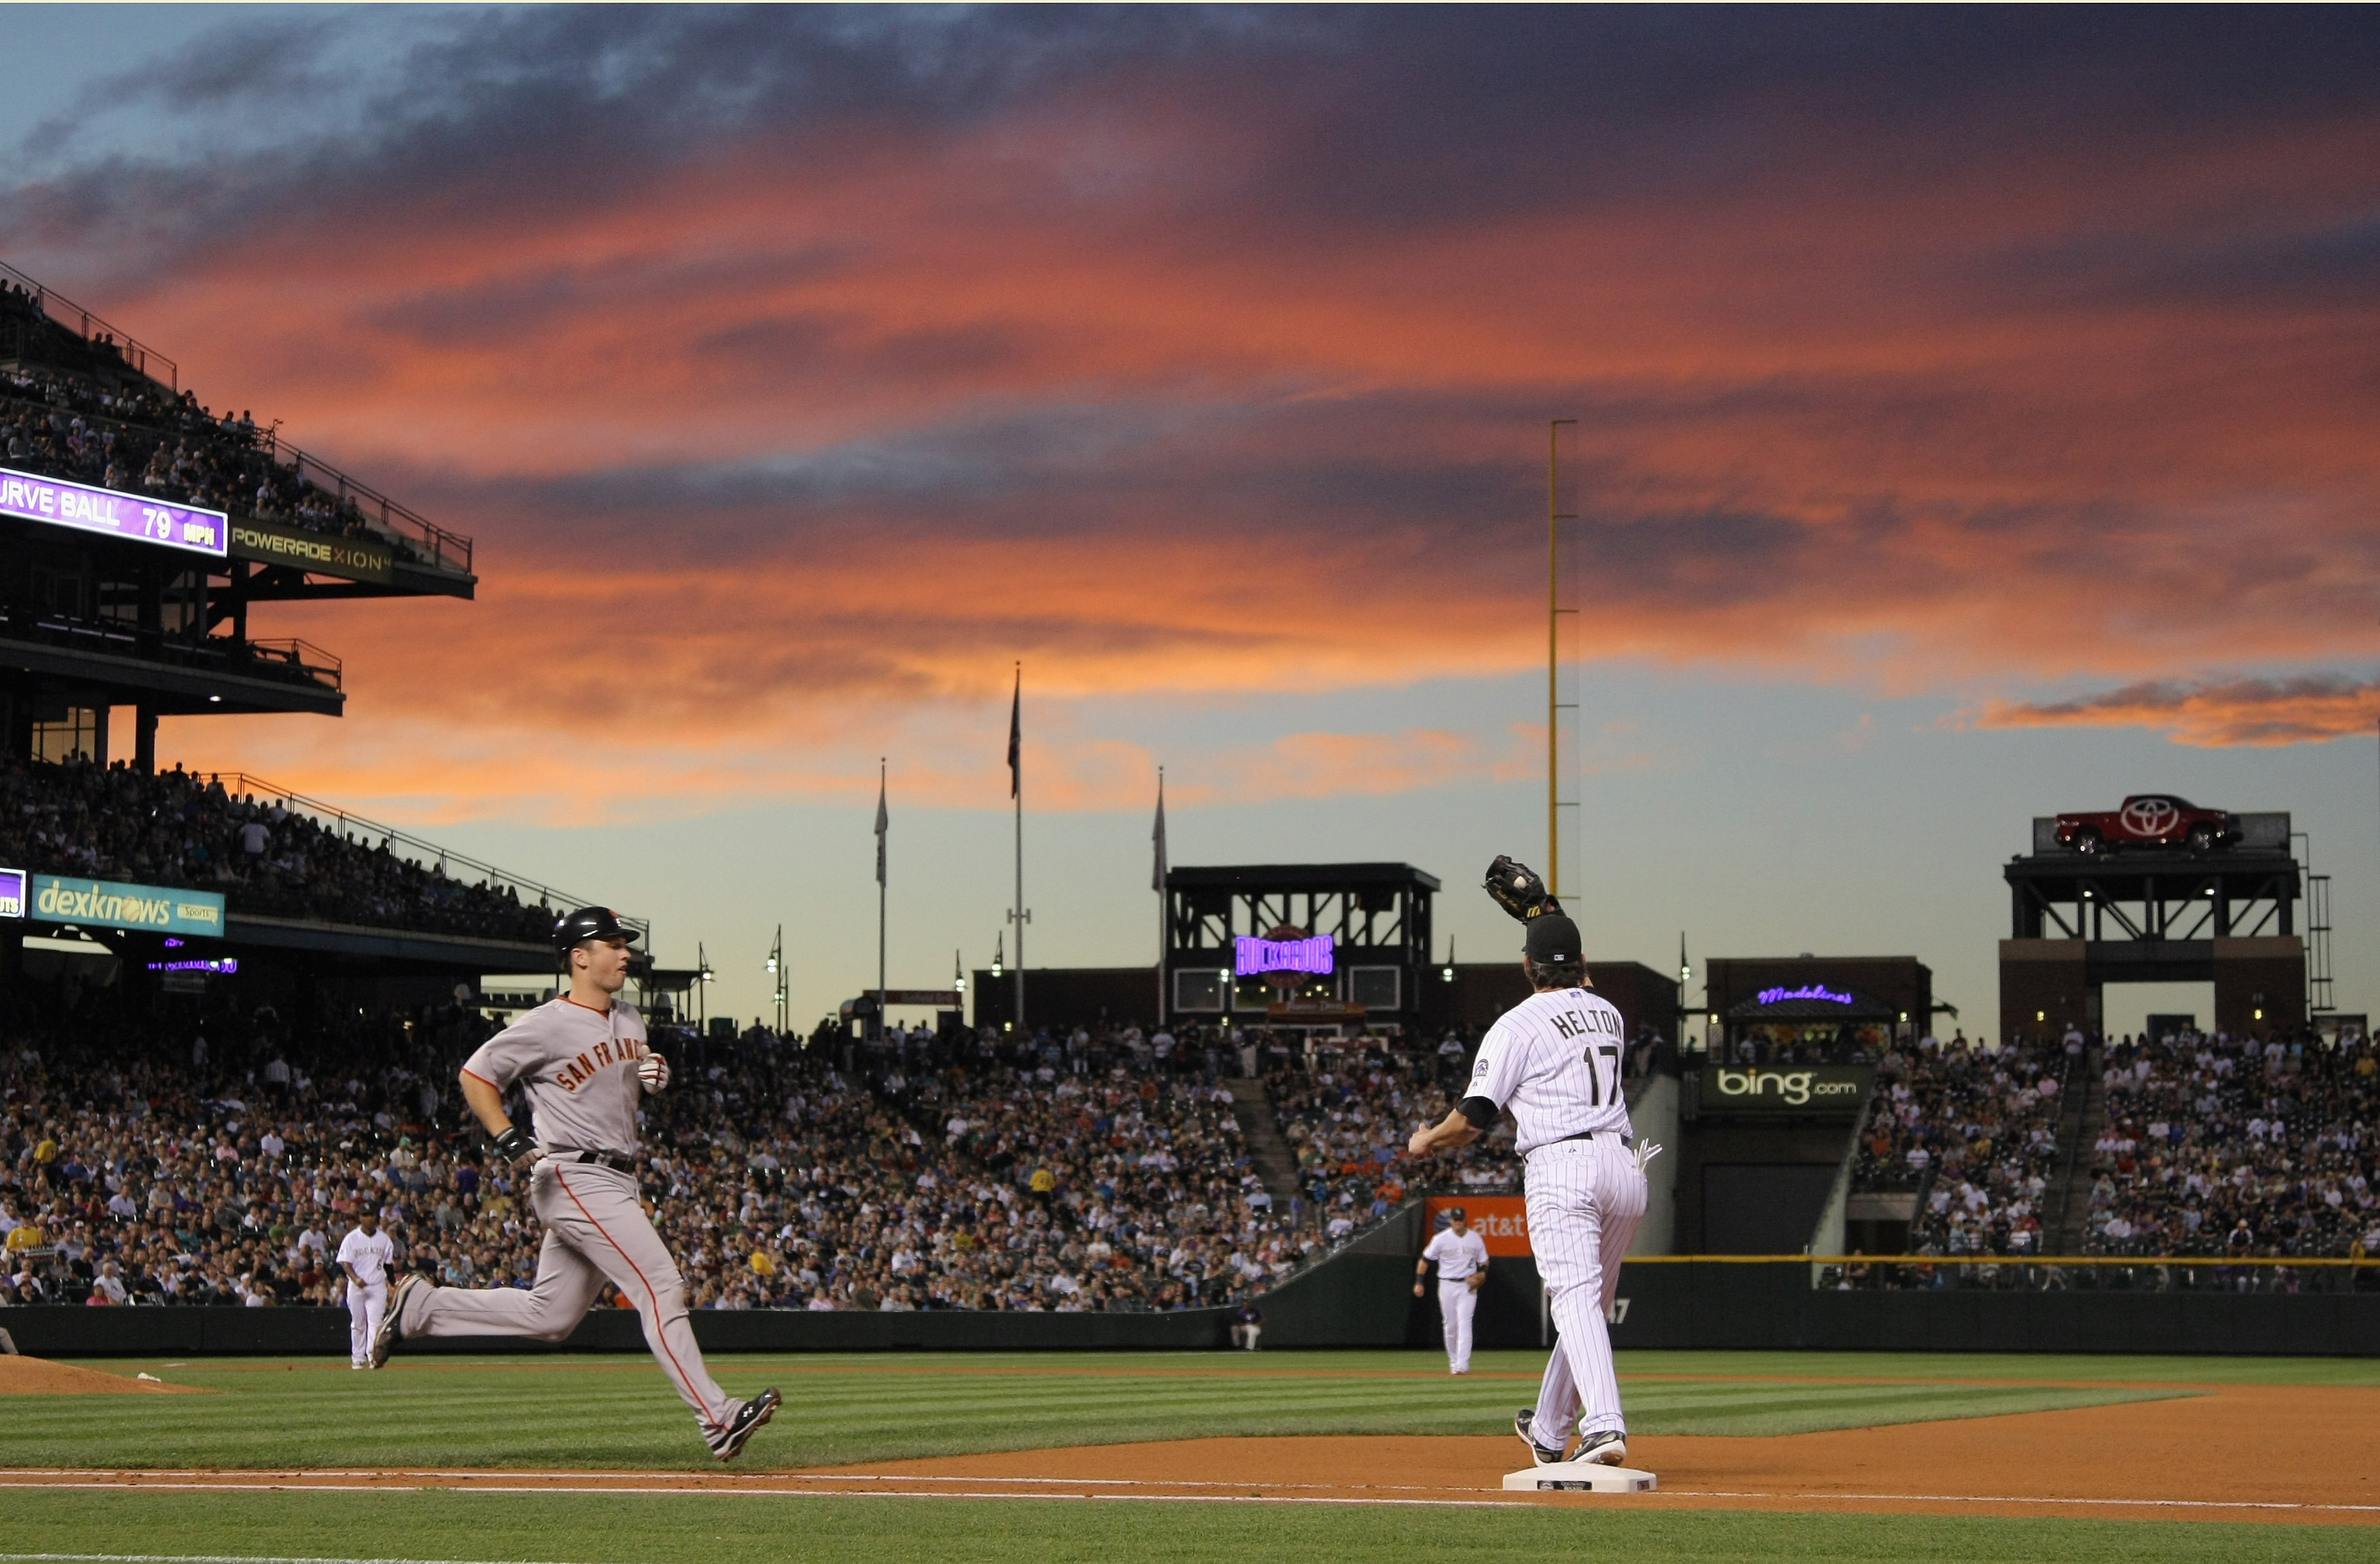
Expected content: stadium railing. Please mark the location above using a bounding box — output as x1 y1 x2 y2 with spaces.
1621 1253 2380 1294
200 768 640 938
0 258 178 390
262 434 473 577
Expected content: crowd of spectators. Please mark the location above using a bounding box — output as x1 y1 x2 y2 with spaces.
0 984 1351 1315
1 281 439 565
2079 1027 2380 1264
1262 1036 1521 1227
0 754 557 943
1848 1032 2075 1258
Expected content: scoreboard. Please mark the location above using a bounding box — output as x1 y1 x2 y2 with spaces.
0 464 226 556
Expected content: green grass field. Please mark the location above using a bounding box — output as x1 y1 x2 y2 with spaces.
3 1349 2371 1563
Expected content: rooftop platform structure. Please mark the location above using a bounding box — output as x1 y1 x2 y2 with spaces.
1164 862 1438 1032
2001 812 2317 1040
1 260 474 761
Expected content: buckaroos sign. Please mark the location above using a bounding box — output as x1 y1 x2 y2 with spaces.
1700 1064 1872 1115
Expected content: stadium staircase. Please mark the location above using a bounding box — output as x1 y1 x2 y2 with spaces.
1222 1076 1304 1206
2045 1046 2106 1253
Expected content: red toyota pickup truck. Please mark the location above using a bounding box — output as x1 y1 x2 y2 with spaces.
2054 796 2240 854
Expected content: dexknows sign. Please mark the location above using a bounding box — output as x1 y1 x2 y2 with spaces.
1425 1195 1532 1255
1703 1064 1872 1115
30 874 224 937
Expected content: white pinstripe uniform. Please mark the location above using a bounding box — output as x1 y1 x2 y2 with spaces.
1421 1224 1490 1374
1468 985 1647 1450
389 996 742 1452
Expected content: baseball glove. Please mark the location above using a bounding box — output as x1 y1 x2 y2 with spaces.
1483 854 1562 921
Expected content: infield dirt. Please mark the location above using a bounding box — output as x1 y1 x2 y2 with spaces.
830 1380 2380 1523
3 1380 2369 1524
0 1355 201 1395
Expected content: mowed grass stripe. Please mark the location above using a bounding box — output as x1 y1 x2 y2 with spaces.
5 1488 2378 1564
1 1354 2190 1472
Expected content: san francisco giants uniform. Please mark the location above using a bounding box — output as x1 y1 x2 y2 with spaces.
1469 985 1647 1450
1421 1223 1491 1374
387 996 743 1452
336 1223 394 1368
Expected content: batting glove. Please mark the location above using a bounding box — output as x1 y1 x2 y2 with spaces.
636 1053 671 1095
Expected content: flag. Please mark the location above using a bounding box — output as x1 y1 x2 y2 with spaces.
874 762 888 886
1151 772 1168 893
1006 665 1021 800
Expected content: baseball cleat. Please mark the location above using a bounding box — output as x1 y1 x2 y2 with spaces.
371 1274 426 1368
1514 1408 1567 1465
1578 1429 1628 1466
714 1387 782 1462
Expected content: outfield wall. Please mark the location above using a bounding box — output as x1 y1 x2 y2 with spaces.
0 1210 1431 1359
10 1233 2375 1358
1450 1258 2380 1357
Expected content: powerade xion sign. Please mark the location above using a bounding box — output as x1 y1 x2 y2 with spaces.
1703 1064 1872 1115
0 466 227 556
1235 934 1333 977
0 867 24 920
29 874 225 936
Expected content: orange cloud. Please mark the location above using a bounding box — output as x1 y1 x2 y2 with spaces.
18 8 2380 823
1977 676 2380 747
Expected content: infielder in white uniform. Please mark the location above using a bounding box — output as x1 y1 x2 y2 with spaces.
1409 881 1648 1468
372 906 781 1461
1414 1207 1489 1374
336 1210 394 1370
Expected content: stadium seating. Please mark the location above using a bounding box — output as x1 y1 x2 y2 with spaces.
1261 1038 1518 1226
1848 1034 2074 1259
0 755 556 942
0 988 1331 1314
2079 1028 2380 1262
1 282 426 562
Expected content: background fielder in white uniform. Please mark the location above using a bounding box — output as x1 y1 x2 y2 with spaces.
373 906 779 1461
1414 1208 1489 1374
336 1210 394 1370
1408 911 1648 1467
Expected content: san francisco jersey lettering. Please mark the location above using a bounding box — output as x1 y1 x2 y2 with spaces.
1468 986 1631 1153
461 997 649 1156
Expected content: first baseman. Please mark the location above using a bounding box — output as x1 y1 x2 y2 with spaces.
372 906 781 1461
1408 859 1649 1468
1414 1206 1489 1374
336 1209 394 1370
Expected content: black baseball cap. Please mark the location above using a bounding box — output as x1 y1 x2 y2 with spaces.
554 906 641 948
1523 913 1581 963
1444 1206 1467 1221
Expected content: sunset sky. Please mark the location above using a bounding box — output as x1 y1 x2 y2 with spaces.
7 5 2380 1036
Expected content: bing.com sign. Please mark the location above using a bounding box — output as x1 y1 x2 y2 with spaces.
1703 1064 1872 1115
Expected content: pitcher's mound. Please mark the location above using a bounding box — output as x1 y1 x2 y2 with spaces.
0 1355 200 1395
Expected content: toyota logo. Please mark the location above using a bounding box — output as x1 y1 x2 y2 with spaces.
2120 798 2179 837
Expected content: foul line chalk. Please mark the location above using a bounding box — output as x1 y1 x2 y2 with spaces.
0 1555 566 1564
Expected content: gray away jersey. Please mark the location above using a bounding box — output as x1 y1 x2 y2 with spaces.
1468 986 1631 1153
462 996 651 1157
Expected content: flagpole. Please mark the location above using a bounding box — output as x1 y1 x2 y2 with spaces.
1154 767 1168 1029
1010 663 1025 1037
877 757 887 1042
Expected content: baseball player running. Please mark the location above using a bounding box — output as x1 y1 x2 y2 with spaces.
337 1210 394 1370
1414 1206 1489 1374
1407 857 1650 1468
372 907 781 1461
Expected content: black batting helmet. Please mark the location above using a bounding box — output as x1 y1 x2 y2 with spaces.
554 906 640 949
